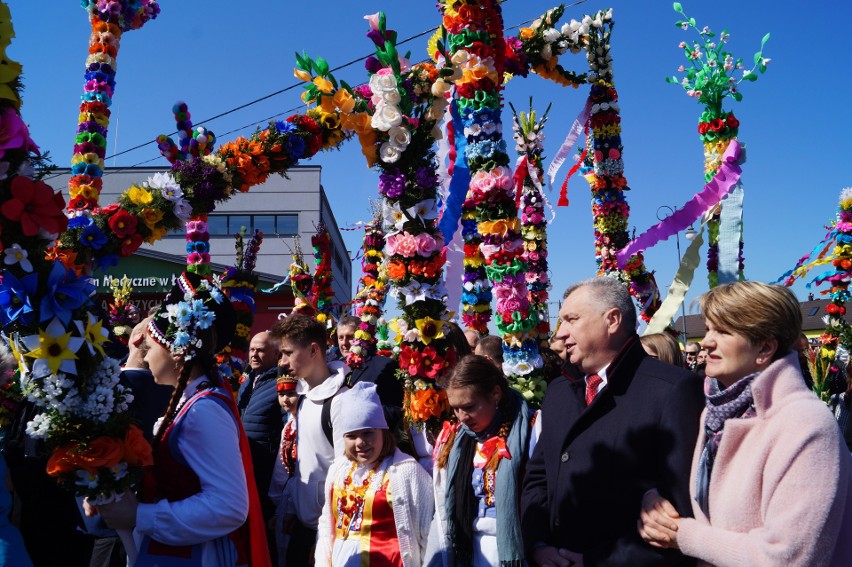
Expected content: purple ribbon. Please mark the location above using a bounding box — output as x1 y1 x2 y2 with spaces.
547 100 592 187
616 140 743 268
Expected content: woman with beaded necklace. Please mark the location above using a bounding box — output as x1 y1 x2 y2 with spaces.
427 354 534 567
94 271 270 567
315 381 433 566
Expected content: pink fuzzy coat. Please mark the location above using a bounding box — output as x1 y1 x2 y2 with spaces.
677 353 852 566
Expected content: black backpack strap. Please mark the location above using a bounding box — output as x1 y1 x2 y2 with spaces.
321 395 334 446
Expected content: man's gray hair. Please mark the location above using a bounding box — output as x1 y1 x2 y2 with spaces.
563 276 637 333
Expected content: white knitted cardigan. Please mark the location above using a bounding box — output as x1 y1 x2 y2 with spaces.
315 448 434 567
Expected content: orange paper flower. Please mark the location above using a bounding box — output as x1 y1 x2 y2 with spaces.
46 436 125 475
408 388 449 422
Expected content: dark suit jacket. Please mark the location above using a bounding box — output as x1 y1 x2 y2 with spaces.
346 354 403 408
121 368 173 442
521 336 703 566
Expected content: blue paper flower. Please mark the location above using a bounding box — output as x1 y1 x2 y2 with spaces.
40 262 95 326
274 120 297 135
68 215 93 229
0 271 38 326
95 254 120 270
80 224 108 250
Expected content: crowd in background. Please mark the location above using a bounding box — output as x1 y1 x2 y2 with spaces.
1 276 852 567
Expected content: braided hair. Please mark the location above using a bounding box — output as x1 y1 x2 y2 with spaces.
152 325 221 446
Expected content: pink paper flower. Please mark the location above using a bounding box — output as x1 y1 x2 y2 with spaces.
394 233 418 258
0 107 37 159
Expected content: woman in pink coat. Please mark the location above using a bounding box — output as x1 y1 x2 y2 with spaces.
639 281 852 566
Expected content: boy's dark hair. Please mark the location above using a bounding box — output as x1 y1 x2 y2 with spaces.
270 313 327 348
475 335 504 363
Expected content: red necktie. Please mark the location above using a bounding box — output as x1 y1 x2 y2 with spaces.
585 374 603 406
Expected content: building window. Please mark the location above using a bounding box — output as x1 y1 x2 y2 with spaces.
168 214 298 237
808 307 819 317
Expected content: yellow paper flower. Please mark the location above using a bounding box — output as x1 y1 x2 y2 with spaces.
139 207 164 229
78 313 110 358
414 317 445 345
126 185 153 206
293 68 312 82
313 76 333 94
22 319 84 376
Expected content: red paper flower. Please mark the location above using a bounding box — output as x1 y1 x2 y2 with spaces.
1 177 68 236
120 234 142 256
399 345 423 377
108 209 138 238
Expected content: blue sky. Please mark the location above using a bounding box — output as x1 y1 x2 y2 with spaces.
8 0 852 320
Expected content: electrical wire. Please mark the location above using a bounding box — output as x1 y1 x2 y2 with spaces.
45 0 591 180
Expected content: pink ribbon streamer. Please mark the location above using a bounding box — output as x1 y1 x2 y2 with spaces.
547 99 593 187
616 140 743 268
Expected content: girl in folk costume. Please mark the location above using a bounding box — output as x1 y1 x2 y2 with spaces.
269 374 300 565
315 382 433 567
96 272 271 567
426 355 535 567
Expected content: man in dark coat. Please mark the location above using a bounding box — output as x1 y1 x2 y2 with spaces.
237 331 283 520
521 277 704 567
337 316 402 408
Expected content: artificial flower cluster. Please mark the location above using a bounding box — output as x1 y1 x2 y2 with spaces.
57 171 191 271
106 275 141 344
218 228 263 393
0 3 152 501
156 102 216 162
345 12 455 430
310 224 335 326
347 210 388 369
810 188 852 402
152 277 225 361
667 3 768 286
511 103 553 347
515 5 590 88
288 239 315 316
68 1 160 268
576 11 662 323
439 0 504 336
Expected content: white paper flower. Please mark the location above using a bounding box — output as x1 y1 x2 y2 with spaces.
3 243 32 272
379 142 401 164
388 126 411 152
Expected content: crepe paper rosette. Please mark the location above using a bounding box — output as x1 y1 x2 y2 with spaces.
106 275 141 345
0 1 154 502
667 2 769 286
217 228 263 394
348 206 389 369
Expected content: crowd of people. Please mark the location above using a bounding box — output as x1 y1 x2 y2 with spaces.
2 274 852 567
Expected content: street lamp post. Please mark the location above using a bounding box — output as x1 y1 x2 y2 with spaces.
656 205 693 347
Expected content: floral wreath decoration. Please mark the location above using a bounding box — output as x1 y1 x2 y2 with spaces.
347 204 389 369
667 2 769 287
217 228 263 394
310 223 335 325
147 271 235 363
106 275 141 345
0 1 154 502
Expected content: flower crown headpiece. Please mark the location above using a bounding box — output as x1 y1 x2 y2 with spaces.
148 272 233 361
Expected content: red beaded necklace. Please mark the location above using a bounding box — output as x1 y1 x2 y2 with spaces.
336 460 381 538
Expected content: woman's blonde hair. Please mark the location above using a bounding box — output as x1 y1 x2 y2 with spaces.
699 281 801 361
640 333 684 367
